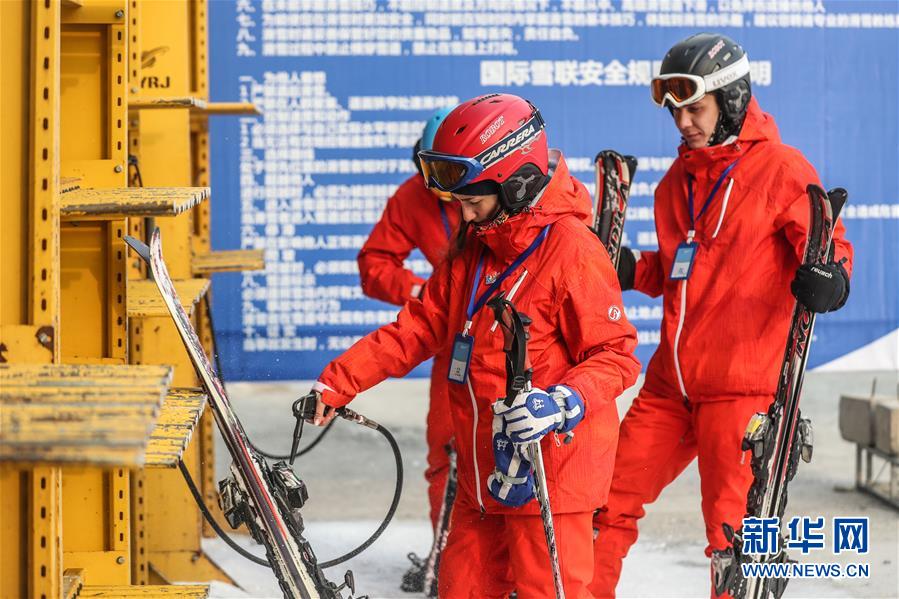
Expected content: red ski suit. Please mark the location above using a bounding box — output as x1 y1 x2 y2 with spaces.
357 174 460 529
591 99 853 598
319 153 641 598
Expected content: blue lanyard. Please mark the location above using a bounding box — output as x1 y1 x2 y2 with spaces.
438 200 452 239
687 159 740 230
466 225 551 323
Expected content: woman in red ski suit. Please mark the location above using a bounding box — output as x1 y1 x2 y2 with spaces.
591 34 853 599
312 94 640 598
357 108 460 536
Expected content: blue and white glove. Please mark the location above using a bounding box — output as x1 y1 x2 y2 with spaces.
487 430 534 507
492 387 557 444
547 384 585 435
493 384 585 444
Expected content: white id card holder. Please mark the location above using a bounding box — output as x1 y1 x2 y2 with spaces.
670 241 697 280
447 333 474 384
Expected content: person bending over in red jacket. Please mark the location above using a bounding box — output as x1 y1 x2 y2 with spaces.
590 33 853 599
356 107 462 589
310 93 640 598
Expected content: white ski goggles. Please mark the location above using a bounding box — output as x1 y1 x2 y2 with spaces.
651 55 750 108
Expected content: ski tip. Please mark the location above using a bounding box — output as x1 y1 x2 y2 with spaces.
826 187 849 219
593 149 621 164
123 235 151 264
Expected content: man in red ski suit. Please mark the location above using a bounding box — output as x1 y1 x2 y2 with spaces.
357 108 460 534
590 34 853 598
311 94 640 598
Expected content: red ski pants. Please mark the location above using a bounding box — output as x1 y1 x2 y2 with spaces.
590 390 772 599
425 350 455 530
439 494 596 598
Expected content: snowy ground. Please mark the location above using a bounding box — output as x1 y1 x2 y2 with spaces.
199 371 898 599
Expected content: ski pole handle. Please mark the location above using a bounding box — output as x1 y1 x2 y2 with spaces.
293 392 319 420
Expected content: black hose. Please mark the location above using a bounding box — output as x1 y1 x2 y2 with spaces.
179 417 404 570
320 420 403 568
196 278 403 569
251 418 336 460
178 460 269 567
202 292 335 459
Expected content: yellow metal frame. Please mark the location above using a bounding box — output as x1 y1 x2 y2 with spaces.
0 1 65 597
59 220 128 363
31 467 64 599
2 0 252 593
60 0 128 188
31 0 63 357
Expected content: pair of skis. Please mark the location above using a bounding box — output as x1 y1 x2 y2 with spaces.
714 185 848 599
126 230 356 599
592 150 638 267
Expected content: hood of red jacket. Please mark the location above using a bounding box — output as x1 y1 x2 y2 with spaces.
679 97 782 181
474 150 592 262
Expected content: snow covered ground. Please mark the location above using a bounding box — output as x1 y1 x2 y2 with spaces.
199 371 898 598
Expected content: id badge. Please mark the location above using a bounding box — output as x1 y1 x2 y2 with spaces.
670 241 697 280
447 333 474 384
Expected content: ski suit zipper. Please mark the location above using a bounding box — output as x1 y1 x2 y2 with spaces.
672 177 735 400
466 269 530 513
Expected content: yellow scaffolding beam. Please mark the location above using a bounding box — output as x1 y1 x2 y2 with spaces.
60 187 211 219
127 279 210 318
192 249 265 274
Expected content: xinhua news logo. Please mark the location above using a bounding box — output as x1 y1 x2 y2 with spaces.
740 516 871 580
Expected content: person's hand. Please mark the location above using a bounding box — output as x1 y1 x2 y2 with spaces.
487 431 534 507
303 391 339 427
616 246 636 291
791 260 849 313
493 387 560 444
546 384 585 435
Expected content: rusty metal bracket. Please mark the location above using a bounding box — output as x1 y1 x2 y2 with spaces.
36 326 55 353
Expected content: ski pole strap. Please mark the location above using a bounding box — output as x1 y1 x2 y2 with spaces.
466 225 550 322
487 295 532 406
687 159 739 230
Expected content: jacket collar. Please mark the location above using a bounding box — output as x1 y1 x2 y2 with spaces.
678 97 781 181
474 150 590 263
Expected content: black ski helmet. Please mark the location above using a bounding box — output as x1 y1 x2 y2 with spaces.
657 33 752 145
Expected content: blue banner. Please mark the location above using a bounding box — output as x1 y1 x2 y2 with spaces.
208 0 898 381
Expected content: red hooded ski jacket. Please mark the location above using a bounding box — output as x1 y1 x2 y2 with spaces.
316 153 640 515
357 174 460 304
635 98 853 403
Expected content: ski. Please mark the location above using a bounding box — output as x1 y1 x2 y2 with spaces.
715 186 848 599
489 294 566 599
125 229 354 599
592 150 638 268
422 444 458 598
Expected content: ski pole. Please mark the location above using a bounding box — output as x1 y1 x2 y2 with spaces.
489 294 565 599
